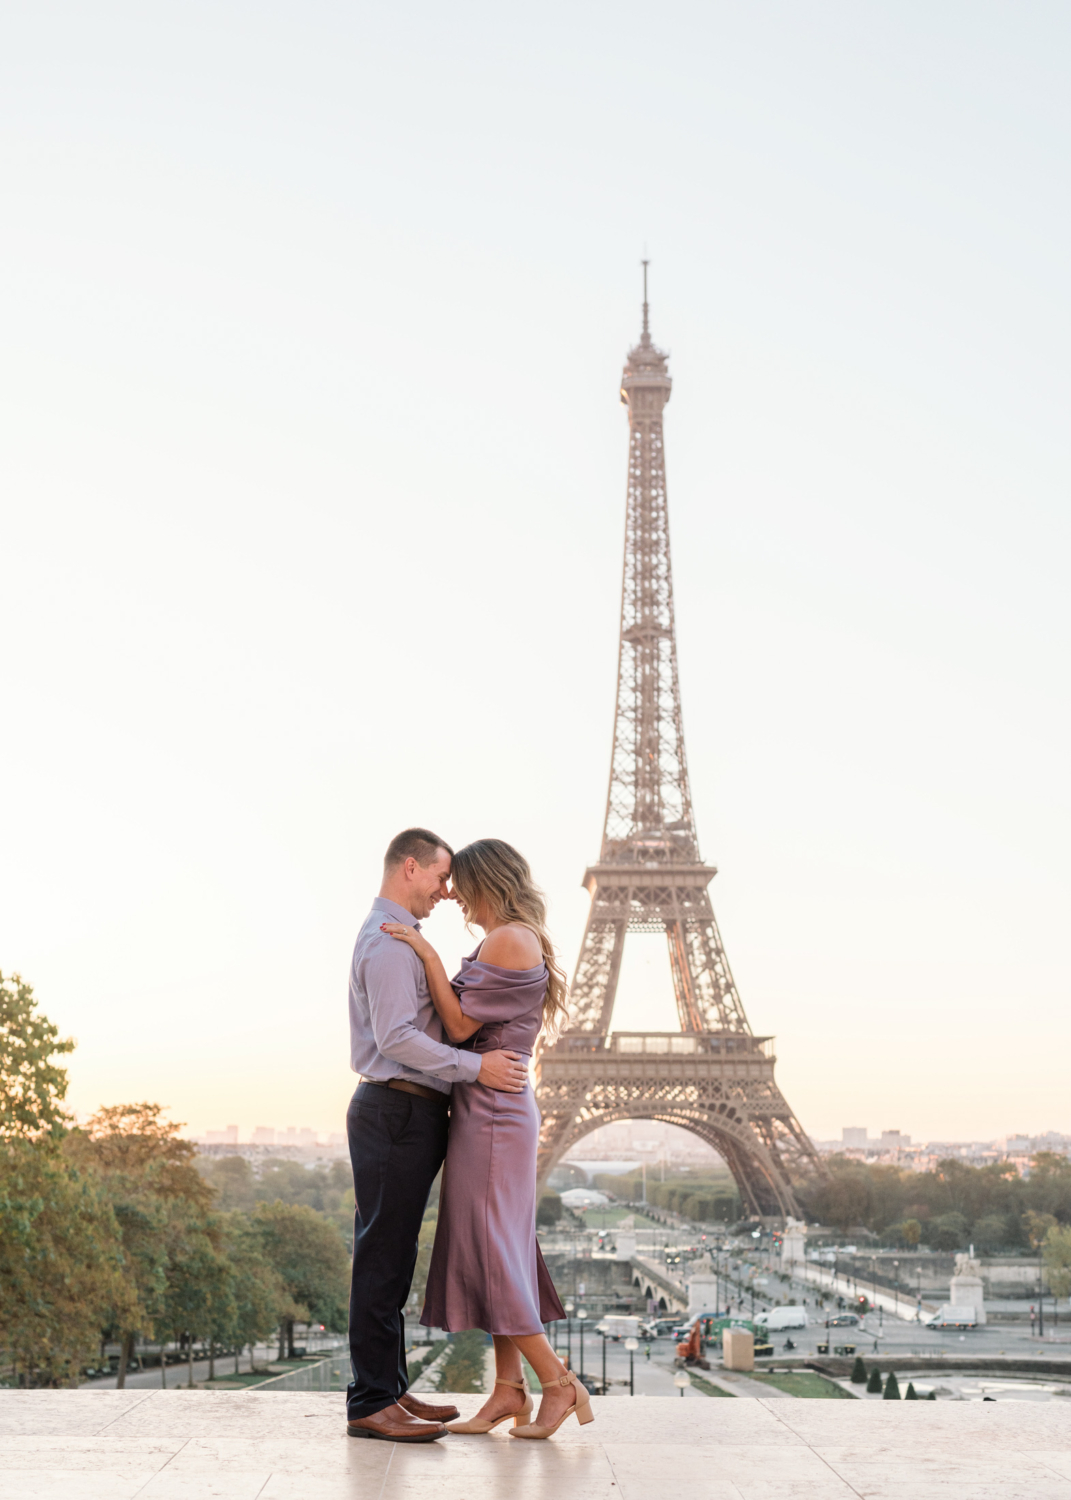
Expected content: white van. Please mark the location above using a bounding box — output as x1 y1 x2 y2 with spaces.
755 1306 809 1331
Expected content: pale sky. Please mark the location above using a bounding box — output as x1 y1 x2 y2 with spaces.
2 2 1068 1146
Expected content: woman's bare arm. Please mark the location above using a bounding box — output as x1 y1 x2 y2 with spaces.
380 923 481 1042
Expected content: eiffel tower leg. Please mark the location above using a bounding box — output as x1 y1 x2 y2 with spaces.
681 916 751 1033
666 919 703 1032
566 914 627 1034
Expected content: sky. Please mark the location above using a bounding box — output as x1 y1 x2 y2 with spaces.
2 2 1069 1146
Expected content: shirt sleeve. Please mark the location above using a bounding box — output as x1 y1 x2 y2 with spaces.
359 939 482 1084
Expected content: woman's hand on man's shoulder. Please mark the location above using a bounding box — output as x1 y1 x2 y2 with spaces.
480 924 542 969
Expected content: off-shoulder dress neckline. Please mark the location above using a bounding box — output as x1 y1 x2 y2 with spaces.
468 944 545 976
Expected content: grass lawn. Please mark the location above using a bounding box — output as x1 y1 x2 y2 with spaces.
748 1370 856 1399
437 1330 487 1393
685 1371 736 1397
578 1206 665 1230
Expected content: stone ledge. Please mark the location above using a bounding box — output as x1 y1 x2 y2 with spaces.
1 1390 1070 1498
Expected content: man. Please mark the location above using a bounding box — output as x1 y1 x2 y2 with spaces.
345 827 527 1441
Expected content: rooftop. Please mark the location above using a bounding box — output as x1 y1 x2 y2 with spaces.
4 1389 1071 1498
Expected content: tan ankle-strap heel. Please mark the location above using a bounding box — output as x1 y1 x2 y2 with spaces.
510 1370 595 1440
446 1375 533 1435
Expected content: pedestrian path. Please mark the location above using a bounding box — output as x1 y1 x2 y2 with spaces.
4 1388 1071 1498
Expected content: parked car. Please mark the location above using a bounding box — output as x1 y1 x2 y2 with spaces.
826 1313 860 1328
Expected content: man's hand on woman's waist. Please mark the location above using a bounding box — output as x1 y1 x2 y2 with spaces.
477 1050 528 1092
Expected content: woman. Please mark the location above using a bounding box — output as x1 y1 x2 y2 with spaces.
381 838 593 1439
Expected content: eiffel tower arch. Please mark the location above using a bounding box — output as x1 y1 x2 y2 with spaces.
536 269 824 1219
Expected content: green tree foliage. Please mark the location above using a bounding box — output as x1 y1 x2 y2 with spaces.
905 1381 918 1400
929 1212 969 1251
1026 1210 1059 1251
0 1139 131 1385
592 1169 741 1224
64 1103 216 1387
883 1371 901 1400
198 1155 354 1250
1042 1225 1071 1301
0 972 74 1142
866 1367 883 1393
437 1329 486 1393
537 1191 563 1227
850 1356 868 1384
220 1213 288 1359
798 1152 1071 1245
254 1201 350 1354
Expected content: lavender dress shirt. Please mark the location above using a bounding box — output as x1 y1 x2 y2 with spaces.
348 896 483 1096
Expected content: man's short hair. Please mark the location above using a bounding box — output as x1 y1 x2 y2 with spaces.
383 827 454 873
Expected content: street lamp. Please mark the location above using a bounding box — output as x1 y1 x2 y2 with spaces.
674 1370 691 1398
565 1301 574 1367
893 1259 899 1317
624 1337 638 1396
577 1309 588 1381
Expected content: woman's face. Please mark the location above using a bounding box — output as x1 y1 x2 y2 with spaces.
451 883 492 930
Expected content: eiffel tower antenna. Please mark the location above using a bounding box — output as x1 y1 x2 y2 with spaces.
535 284 824 1218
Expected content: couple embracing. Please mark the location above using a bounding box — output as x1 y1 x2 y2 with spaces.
345 827 592 1443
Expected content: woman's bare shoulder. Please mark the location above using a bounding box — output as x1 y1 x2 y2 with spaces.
479 923 542 969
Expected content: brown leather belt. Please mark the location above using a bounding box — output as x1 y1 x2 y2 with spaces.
360 1077 447 1106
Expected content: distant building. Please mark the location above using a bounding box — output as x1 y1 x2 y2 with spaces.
842 1127 867 1149
205 1125 238 1145
252 1126 276 1145
880 1130 911 1151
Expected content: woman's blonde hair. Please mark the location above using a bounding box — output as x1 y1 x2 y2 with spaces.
451 838 568 1036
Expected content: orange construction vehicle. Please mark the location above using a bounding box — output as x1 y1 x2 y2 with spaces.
675 1320 711 1370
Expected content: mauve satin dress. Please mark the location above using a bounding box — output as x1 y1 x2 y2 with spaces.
420 950 566 1335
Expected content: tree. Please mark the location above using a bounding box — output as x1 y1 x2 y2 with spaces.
220 1213 287 1372
198 1154 257 1211
65 1103 214 1386
1042 1225 1071 1302
0 1140 131 1384
866 1367 883 1393
0 973 74 1142
927 1213 969 1252
973 1214 1010 1253
1026 1211 1059 1251
905 1382 918 1400
883 1372 901 1400
537 1191 563 1227
901 1219 921 1247
850 1356 868 1385
254 1201 349 1356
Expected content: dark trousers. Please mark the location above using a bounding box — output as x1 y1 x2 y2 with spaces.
346 1081 449 1420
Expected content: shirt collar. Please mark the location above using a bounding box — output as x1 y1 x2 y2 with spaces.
371 895 422 931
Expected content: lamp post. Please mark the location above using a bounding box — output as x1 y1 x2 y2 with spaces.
577 1309 588 1381
674 1370 690 1398
565 1301 574 1367
625 1337 638 1396
601 1329 607 1394
893 1259 899 1318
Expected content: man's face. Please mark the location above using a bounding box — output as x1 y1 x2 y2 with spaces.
407 849 452 920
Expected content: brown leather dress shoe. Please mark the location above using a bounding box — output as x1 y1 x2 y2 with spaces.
399 1393 461 1423
347 1403 446 1442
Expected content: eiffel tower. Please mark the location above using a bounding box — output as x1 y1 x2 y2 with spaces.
536 269 823 1218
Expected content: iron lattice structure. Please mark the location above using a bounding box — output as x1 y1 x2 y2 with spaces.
536 274 824 1218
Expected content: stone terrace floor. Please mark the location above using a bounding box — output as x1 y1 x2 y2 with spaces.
3 1389 1071 1499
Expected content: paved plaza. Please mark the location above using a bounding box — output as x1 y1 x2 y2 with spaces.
4 1389 1071 1499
